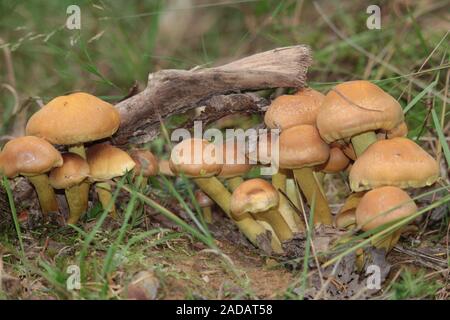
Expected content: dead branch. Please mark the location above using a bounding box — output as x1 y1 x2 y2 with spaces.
113 45 312 145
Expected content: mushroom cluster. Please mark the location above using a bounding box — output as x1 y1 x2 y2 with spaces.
314 81 439 252
165 81 440 256
0 82 441 259
0 92 159 224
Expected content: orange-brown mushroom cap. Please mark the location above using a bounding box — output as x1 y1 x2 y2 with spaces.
279 125 330 169
316 147 350 173
0 136 63 178
26 92 120 145
349 137 439 191
217 140 252 178
130 149 159 177
316 81 404 143
356 186 417 231
158 159 175 176
230 178 279 220
377 121 408 140
195 189 214 208
169 138 222 177
246 131 277 165
87 144 136 181
264 88 324 130
330 141 357 161
49 153 90 189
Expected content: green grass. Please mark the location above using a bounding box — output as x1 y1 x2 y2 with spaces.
0 1 449 300
388 270 443 300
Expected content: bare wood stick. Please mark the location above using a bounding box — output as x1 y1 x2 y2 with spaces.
113 45 312 145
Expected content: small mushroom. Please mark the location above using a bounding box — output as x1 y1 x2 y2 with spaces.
0 136 63 215
49 153 90 224
130 149 159 189
331 141 357 161
26 92 120 217
231 178 293 243
158 159 175 176
170 138 273 253
355 186 417 251
349 137 439 191
87 144 136 217
279 124 332 225
316 147 350 174
334 192 365 229
264 88 324 130
194 189 214 224
217 139 253 191
246 132 303 233
377 121 408 140
316 81 404 157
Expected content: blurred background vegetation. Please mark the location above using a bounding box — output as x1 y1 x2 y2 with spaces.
0 0 448 142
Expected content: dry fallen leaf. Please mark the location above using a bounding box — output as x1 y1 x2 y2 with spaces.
126 270 160 300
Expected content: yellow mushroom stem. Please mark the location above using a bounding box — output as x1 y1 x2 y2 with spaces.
65 184 89 224
350 131 378 157
201 206 213 224
272 172 304 233
69 144 90 214
293 167 333 225
95 181 117 218
315 171 325 185
69 144 86 158
286 178 300 208
371 229 402 252
355 229 401 271
285 178 305 229
252 209 293 242
194 177 282 254
256 220 283 251
226 176 244 192
27 174 59 215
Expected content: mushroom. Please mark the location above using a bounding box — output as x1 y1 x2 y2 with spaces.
230 178 293 243
356 186 417 251
217 139 253 191
0 136 63 215
26 92 120 216
194 189 214 224
316 80 404 157
377 121 408 140
170 138 276 254
246 132 304 233
349 137 439 192
49 153 90 224
334 192 365 229
331 141 356 161
130 149 159 189
87 144 136 217
278 124 333 225
158 159 175 176
264 88 324 130
316 147 350 174
264 88 325 228
286 177 300 208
